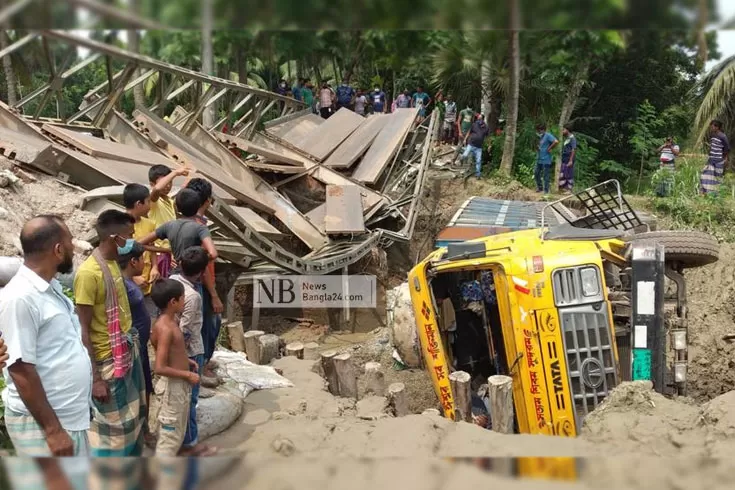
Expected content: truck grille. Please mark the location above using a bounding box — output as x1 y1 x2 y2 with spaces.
559 307 618 429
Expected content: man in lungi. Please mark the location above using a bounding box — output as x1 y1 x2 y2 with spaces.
701 120 730 195
74 210 147 456
0 216 92 456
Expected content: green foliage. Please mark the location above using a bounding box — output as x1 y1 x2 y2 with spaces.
649 157 735 242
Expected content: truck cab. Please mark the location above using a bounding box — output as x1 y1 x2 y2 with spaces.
406 181 718 435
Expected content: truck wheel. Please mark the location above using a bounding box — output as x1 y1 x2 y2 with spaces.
626 231 719 269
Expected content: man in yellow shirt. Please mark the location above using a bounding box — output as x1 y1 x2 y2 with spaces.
148 165 190 278
74 210 147 456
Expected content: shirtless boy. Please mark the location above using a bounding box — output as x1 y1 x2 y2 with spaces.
149 279 200 456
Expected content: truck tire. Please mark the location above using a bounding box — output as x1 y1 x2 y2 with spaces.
626 231 719 269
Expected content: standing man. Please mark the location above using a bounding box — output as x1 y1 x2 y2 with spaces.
412 86 431 118
370 86 386 114
701 120 730 195
656 136 679 197
457 105 475 144
74 210 147 457
0 216 92 456
442 94 458 144
319 82 335 119
335 80 355 111
461 113 490 179
354 89 368 116
534 123 559 195
291 78 304 102
302 79 315 113
558 125 578 194
396 89 411 109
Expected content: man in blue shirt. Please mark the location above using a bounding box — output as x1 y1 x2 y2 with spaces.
370 86 386 114
291 78 304 102
412 86 431 118
335 81 356 111
461 113 490 179
534 123 559 194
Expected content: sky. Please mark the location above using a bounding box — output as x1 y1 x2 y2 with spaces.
708 0 735 71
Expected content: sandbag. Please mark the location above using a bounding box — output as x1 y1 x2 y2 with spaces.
197 392 243 441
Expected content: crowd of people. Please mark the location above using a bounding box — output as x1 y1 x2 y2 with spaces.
0 165 224 458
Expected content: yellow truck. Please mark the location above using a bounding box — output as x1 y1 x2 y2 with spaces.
407 180 718 436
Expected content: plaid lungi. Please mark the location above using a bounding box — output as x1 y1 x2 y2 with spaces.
4 407 90 456
88 335 147 457
701 158 724 194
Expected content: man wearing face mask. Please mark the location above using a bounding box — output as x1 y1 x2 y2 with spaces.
75 209 147 456
0 215 92 455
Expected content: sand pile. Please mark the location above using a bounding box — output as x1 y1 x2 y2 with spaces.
683 244 735 401
0 156 94 255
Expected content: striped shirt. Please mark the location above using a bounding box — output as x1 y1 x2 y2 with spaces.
709 131 730 162
659 144 679 162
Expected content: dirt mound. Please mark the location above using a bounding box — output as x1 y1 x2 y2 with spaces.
683 243 735 401
0 157 94 255
582 381 703 456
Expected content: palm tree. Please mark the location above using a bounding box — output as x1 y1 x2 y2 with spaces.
499 0 521 176
693 55 735 145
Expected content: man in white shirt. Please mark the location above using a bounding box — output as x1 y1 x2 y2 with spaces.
0 215 93 456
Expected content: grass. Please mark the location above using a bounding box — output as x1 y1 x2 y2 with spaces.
640 155 735 242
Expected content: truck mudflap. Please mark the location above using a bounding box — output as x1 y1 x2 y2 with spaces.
407 268 456 419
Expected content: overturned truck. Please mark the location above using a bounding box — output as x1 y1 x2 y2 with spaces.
405 180 718 436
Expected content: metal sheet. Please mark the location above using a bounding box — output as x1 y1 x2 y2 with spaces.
0 127 58 172
325 185 366 235
323 114 389 169
42 123 174 167
295 108 365 161
266 113 324 145
351 108 418 184
230 206 285 240
217 133 305 167
252 133 387 219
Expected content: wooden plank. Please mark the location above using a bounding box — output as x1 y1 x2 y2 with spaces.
217 133 305 167
41 123 174 167
323 114 389 169
325 185 366 235
230 206 285 240
295 108 365 161
352 108 418 184
266 113 323 144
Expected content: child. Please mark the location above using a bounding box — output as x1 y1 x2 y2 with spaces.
170 246 216 456
117 243 154 425
123 183 168 317
147 165 190 278
149 279 199 456
185 178 223 377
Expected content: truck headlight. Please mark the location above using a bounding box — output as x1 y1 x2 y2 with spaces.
580 267 600 297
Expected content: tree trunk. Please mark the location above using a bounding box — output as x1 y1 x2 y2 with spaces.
201 0 215 127
342 32 364 84
488 93 502 134
499 2 520 176
480 57 492 125
553 62 589 192
696 0 708 71
0 30 17 106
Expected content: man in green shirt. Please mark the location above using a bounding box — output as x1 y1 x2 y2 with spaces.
457 106 475 143
302 79 315 112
